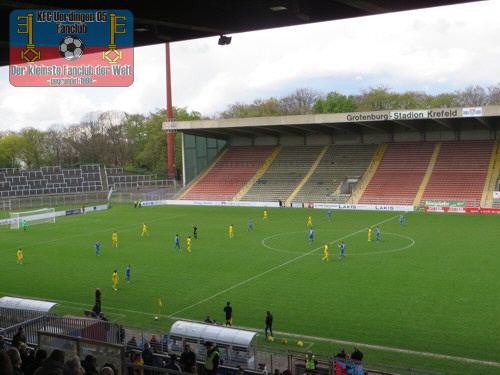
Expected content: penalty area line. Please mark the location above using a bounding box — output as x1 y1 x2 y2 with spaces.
170 214 401 317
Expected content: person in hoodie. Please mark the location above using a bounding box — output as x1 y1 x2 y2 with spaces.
33 349 65 375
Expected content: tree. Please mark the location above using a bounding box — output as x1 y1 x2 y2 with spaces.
19 128 50 168
279 88 320 115
453 85 489 106
0 134 25 168
355 86 400 111
312 91 355 114
426 93 455 109
487 84 500 105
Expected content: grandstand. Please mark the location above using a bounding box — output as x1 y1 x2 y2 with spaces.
180 146 277 201
421 140 494 206
170 106 500 208
291 144 378 204
358 142 437 205
241 146 324 202
0 164 176 201
0 164 103 197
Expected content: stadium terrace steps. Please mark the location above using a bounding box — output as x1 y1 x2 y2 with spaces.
413 143 442 206
286 145 328 205
105 166 157 190
177 148 228 200
349 143 388 204
0 164 104 197
292 144 378 204
359 142 436 205
481 142 500 208
421 140 494 207
180 146 277 201
233 146 282 201
240 146 325 202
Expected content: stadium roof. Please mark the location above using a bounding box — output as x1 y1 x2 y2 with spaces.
164 106 500 139
0 0 481 67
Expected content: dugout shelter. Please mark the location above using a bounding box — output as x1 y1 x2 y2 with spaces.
169 320 258 368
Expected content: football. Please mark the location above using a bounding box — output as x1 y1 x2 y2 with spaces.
267 336 274 342
59 36 85 61
154 316 159 320
297 341 303 347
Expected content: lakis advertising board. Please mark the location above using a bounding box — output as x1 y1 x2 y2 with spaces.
10 9 133 87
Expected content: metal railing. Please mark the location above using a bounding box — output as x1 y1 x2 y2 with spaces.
0 192 108 211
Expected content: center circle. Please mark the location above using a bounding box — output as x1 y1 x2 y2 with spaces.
261 229 415 256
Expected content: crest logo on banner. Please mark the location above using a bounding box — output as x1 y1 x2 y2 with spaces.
10 10 134 87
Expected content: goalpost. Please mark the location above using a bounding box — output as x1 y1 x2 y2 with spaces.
9 208 56 229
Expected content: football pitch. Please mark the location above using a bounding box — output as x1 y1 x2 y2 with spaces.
1 204 499 374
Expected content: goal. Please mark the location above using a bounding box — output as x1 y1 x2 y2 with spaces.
9 208 56 229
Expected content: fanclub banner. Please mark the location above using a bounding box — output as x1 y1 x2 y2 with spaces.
10 9 133 86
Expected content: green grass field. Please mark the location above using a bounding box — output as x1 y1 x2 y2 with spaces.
2 204 499 374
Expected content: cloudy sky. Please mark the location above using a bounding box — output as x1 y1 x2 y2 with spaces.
1 0 500 131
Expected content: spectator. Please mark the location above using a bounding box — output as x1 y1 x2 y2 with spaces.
282 369 292 375
237 366 245 375
102 364 116 374
149 336 160 352
0 335 7 350
133 352 144 375
151 348 165 368
126 337 138 349
273 369 280 375
165 354 181 372
7 348 23 375
335 349 346 359
305 351 316 374
81 355 98 375
179 344 196 373
24 349 47 375
19 343 34 370
100 367 114 375
33 349 65 375
350 347 363 362
203 342 219 375
0 350 14 375
62 356 84 375
142 343 153 366
12 327 27 347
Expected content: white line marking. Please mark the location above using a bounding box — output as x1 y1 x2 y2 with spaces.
261 230 415 256
273 330 500 368
170 214 401 317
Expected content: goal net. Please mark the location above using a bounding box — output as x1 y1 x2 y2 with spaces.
9 208 56 229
